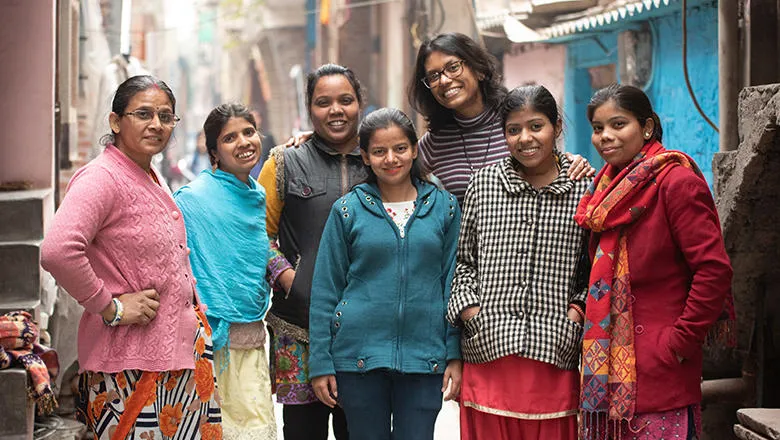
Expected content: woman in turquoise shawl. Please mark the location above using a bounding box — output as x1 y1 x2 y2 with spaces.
174 103 278 440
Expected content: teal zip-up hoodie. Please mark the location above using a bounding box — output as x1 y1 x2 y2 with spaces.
309 180 461 378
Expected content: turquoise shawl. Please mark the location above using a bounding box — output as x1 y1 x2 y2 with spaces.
174 169 271 351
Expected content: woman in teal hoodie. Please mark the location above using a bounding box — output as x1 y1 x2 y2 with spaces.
309 108 462 440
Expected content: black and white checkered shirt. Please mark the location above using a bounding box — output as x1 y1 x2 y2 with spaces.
447 155 591 370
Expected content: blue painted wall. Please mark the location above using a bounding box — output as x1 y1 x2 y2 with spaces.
562 0 719 183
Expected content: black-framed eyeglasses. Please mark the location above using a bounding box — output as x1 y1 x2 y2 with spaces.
422 60 465 89
123 109 181 126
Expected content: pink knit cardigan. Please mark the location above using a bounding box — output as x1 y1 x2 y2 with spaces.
41 145 200 373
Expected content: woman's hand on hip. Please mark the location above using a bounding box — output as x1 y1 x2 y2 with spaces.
564 153 597 180
442 359 463 401
103 289 161 326
312 375 339 408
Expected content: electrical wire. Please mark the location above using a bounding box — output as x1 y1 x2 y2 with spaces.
682 0 719 132
641 20 657 93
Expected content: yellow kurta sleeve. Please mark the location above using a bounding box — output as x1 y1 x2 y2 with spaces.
259 147 292 287
259 149 284 237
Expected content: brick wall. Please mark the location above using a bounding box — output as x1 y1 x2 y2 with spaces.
338 6 377 108
259 27 308 140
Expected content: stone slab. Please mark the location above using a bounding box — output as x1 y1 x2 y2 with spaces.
738 409 780 440
37 416 87 440
736 424 771 440
0 299 40 318
0 368 34 440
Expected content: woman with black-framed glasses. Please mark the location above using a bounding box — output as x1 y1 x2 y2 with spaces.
122 108 181 126
407 32 594 205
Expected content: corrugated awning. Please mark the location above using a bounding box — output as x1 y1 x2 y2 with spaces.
540 0 674 39
486 0 678 43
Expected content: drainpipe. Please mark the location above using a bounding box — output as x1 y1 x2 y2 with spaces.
718 0 739 152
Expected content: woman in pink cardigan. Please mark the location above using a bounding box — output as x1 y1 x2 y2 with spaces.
41 75 222 440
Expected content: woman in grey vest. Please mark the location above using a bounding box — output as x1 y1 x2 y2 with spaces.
257 64 366 440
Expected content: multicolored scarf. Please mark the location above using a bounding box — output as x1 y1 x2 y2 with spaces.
0 311 59 414
574 141 736 430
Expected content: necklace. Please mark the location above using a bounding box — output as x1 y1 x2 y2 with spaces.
460 132 493 173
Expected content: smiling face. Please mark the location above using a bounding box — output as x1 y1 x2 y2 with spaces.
590 99 654 169
423 51 484 118
213 117 261 183
504 106 560 174
361 124 418 190
109 88 175 170
309 74 360 153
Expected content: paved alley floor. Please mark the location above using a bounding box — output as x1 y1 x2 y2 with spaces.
272 398 461 439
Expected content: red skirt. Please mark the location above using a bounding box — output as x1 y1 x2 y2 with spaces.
460 355 578 440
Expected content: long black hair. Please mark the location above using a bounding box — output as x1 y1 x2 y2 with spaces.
408 33 507 132
587 84 663 143
358 108 430 184
500 85 561 131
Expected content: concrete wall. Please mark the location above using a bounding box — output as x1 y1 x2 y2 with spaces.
504 44 566 105
563 1 719 183
0 0 56 190
503 44 567 147
710 83 780 439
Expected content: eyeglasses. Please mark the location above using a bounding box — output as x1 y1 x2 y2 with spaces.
421 60 465 89
123 109 181 126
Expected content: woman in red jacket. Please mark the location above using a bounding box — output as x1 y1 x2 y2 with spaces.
576 84 735 439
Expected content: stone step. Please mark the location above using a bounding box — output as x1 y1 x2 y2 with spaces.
0 299 40 319
0 369 35 440
35 416 88 440
736 424 771 440
0 240 41 307
737 409 780 440
0 189 52 242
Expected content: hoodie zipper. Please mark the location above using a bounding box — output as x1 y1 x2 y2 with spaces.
387 196 420 371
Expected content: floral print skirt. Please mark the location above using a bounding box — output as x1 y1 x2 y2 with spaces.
269 330 317 405
78 308 222 440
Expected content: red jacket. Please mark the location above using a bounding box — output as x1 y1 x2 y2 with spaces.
588 165 732 413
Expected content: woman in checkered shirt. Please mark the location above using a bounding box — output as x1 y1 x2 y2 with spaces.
447 85 591 439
